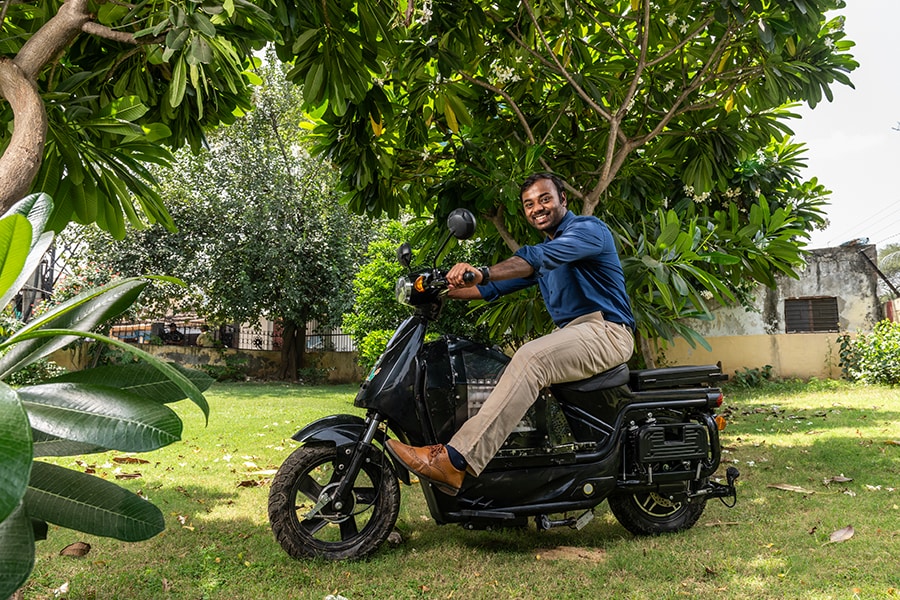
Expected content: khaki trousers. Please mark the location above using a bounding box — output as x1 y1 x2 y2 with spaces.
449 311 634 474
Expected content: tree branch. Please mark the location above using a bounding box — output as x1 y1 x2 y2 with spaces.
485 208 521 253
520 0 613 123
0 58 48 211
15 0 91 78
82 21 139 44
459 71 536 145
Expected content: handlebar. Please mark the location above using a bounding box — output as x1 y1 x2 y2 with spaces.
462 271 476 284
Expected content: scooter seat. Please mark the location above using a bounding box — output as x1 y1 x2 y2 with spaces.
552 363 630 393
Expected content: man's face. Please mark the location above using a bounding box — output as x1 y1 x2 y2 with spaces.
522 178 567 234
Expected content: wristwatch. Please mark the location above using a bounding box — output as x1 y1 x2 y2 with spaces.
478 266 491 283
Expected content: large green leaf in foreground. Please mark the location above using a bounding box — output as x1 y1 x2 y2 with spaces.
48 362 214 404
25 461 164 541
0 385 31 523
18 383 183 452
0 504 34 599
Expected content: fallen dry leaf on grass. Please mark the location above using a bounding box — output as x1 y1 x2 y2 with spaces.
236 479 268 488
113 456 150 464
824 475 853 485
59 542 91 557
535 546 607 562
768 483 815 494
827 525 855 544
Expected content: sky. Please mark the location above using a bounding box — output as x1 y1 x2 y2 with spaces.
789 1 900 250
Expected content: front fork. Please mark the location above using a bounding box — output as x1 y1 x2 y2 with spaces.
328 414 384 512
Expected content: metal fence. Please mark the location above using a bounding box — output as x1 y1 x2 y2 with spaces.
109 320 356 352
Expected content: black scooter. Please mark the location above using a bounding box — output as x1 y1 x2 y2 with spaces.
268 209 739 560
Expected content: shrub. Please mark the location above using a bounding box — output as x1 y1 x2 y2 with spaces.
730 364 774 388
838 320 900 385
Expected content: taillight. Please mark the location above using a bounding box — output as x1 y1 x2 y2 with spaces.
706 391 724 408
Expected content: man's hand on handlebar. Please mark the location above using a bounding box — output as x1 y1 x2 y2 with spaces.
446 262 481 289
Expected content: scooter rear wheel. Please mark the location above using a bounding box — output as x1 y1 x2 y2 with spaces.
607 490 707 536
268 445 400 560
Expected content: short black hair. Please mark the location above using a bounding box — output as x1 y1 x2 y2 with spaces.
519 172 566 201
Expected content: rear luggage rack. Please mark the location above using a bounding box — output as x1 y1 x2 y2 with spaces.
629 364 727 391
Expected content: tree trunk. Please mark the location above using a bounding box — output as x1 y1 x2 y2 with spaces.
0 0 95 212
0 58 47 210
278 318 306 381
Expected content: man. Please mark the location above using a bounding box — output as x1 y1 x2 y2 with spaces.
162 322 184 345
386 172 635 495
196 325 214 347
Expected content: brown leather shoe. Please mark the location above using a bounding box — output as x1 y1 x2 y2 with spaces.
386 440 465 496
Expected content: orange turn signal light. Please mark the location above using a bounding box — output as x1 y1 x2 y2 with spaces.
715 415 727 431
414 276 427 293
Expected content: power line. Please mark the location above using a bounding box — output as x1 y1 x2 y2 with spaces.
825 202 900 246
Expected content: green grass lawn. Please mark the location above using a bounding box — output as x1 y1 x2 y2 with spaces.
20 379 900 599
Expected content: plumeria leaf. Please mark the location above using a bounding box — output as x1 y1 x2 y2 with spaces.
24 462 164 541
0 384 32 523
0 503 35 598
18 383 183 452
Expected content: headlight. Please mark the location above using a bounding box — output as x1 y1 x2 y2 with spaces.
395 276 413 306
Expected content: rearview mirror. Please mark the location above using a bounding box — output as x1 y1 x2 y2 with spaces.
397 242 412 268
447 209 476 240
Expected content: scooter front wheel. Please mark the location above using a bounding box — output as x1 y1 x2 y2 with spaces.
607 490 707 536
268 445 400 560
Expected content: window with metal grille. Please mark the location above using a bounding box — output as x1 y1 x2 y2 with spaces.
784 297 839 333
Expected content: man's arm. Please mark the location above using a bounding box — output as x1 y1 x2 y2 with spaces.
446 256 534 289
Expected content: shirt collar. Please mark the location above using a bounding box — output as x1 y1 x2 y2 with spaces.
545 210 575 240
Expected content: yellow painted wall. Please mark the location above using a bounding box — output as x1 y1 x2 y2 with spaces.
658 332 847 380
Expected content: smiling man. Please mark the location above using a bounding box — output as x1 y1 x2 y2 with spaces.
386 172 636 495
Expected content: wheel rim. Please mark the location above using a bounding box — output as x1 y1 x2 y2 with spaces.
288 453 382 547
633 492 684 519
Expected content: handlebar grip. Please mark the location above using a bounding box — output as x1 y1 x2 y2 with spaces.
462 271 476 284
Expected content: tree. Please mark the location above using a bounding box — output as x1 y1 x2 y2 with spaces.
273 0 857 357
0 195 211 597
343 218 498 369
0 0 278 236
66 59 371 379
877 242 900 300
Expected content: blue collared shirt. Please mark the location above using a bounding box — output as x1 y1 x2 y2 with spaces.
478 211 635 330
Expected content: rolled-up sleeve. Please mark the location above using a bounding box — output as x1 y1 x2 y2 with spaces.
478 277 536 302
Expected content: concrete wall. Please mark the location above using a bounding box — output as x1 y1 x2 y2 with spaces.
52 344 364 384
658 244 879 380
658 332 848 380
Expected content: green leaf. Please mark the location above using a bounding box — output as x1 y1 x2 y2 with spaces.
166 26 191 51
189 37 213 64
0 213 32 303
169 57 188 108
104 96 149 122
47 363 214 404
188 12 217 37
0 279 148 378
0 503 35 598
0 385 31 523
18 383 183 452
25 462 164 541
31 430 106 458
6 329 209 422
657 220 681 248
704 251 742 265
7 193 52 239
